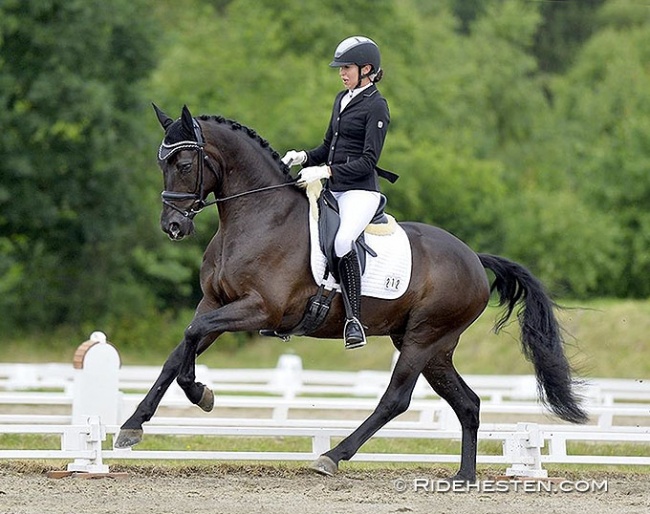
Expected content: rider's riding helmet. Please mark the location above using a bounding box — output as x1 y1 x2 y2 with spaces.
329 36 382 84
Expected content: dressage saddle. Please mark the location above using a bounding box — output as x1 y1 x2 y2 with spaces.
259 188 388 340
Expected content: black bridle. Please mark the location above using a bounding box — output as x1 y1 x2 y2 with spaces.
159 118 295 219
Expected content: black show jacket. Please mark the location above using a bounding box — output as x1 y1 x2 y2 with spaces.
305 84 390 192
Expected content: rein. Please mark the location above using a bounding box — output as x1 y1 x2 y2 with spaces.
159 120 296 219
211 181 296 203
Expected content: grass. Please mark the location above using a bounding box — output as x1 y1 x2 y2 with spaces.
2 434 648 476
2 298 648 380
3 433 647 460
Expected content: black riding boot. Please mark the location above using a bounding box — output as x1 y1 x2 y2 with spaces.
338 250 366 350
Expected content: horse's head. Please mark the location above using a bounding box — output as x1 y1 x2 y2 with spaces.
154 104 212 240
153 104 298 241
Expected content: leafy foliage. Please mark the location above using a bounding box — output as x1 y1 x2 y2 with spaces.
1 0 649 340
0 0 160 331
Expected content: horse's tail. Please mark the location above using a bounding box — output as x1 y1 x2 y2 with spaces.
478 253 588 424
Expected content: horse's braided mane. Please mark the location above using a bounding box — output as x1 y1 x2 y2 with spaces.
198 114 291 175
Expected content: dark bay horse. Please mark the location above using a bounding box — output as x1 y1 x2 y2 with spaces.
114 105 588 481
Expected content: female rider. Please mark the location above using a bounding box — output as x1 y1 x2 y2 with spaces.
282 36 392 350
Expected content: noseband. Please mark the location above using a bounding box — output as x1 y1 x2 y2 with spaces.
159 118 295 219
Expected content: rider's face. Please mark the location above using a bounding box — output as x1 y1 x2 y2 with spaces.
339 64 365 90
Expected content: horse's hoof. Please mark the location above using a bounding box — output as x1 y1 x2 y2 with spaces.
310 455 338 476
197 385 214 412
114 428 143 448
445 473 476 485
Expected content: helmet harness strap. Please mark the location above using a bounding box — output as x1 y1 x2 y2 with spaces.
356 64 373 89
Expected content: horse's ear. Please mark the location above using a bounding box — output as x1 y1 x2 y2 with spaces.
180 105 195 140
152 103 174 131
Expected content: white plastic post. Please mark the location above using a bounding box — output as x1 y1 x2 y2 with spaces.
63 331 121 473
270 354 303 398
64 416 109 473
504 422 548 478
71 331 121 425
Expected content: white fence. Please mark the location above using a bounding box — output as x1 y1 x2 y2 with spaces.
1 332 649 477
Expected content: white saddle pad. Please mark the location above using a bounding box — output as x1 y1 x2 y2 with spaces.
306 183 412 300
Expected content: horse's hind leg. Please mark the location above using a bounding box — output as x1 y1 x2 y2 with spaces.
311 336 445 476
420 350 481 482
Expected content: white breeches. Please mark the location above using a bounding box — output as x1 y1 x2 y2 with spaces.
332 190 381 257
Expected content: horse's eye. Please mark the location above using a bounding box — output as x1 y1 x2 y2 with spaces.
178 160 193 174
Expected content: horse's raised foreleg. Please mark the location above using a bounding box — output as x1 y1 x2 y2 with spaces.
175 325 217 412
420 352 481 482
174 296 270 408
115 294 269 449
114 332 221 448
114 342 186 448
310 342 429 476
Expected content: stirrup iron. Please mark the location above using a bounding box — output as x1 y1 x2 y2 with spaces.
344 317 366 349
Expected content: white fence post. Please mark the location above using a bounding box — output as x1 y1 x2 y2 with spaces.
503 422 548 478
270 354 303 399
63 416 108 474
312 433 331 456
62 331 120 473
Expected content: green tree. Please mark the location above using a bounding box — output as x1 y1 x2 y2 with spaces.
501 189 623 297
533 0 606 74
550 5 650 296
0 0 159 331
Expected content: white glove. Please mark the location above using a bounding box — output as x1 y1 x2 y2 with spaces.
281 150 307 167
297 166 331 188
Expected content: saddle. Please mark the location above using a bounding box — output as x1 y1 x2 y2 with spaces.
317 188 389 280
260 188 388 341
260 184 409 341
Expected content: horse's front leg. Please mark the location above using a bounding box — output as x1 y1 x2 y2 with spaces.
114 339 205 448
115 295 270 448
175 320 217 412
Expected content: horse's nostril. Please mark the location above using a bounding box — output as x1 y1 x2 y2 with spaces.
169 222 181 239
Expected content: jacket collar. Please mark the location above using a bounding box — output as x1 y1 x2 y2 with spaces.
336 84 378 111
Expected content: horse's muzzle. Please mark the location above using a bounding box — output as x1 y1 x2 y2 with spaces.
161 213 194 241
167 222 184 240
